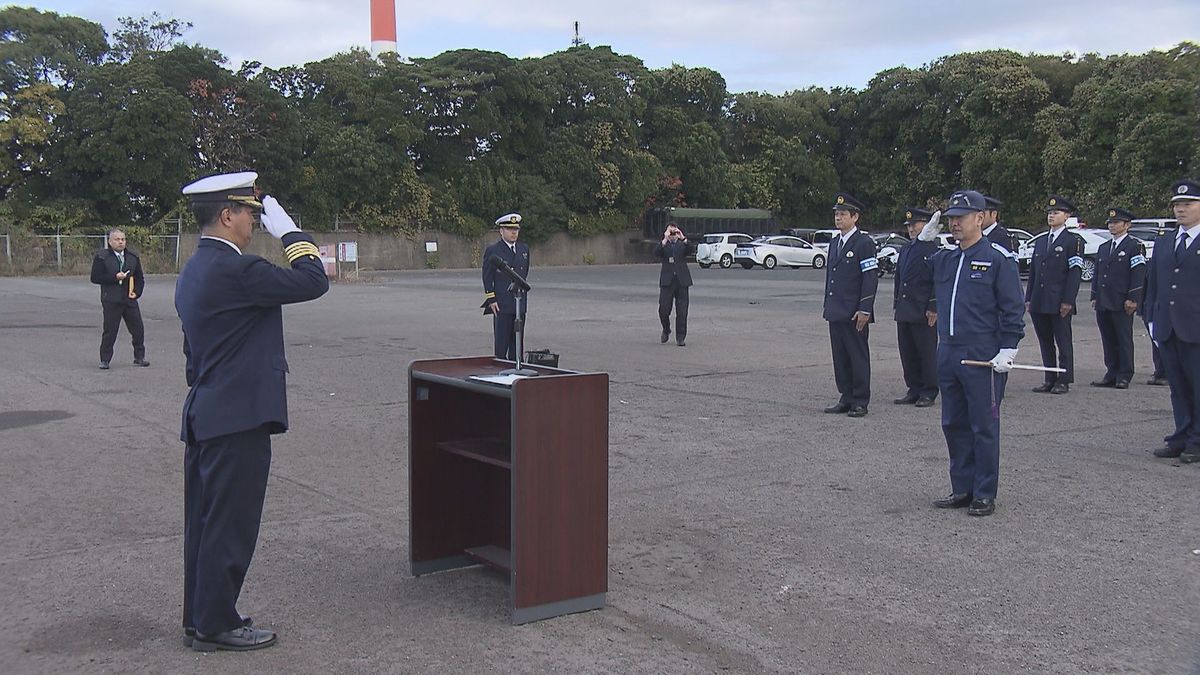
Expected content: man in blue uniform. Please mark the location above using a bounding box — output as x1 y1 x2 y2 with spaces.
482 213 531 360
175 172 329 651
923 190 1025 517
1144 178 1200 463
981 195 1015 253
1026 196 1084 394
654 222 693 346
822 192 878 418
892 208 939 407
1090 208 1146 389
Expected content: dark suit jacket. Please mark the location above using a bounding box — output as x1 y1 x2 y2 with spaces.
1090 236 1146 311
482 240 531 315
174 234 329 444
653 240 693 287
984 224 1015 253
1025 229 1084 314
822 230 879 322
1145 229 1200 343
893 239 937 323
90 248 145 304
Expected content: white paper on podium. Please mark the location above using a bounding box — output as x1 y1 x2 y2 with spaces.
467 373 528 387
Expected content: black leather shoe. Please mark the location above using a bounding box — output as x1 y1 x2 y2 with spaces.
1147 376 1168 386
1181 450 1200 464
893 395 919 405
967 498 995 516
660 330 669 344
933 492 972 509
676 337 686 347
191 626 277 652
134 358 150 367
1050 383 1070 394
1090 380 1115 388
99 362 109 370
184 615 252 646
914 396 936 407
1154 446 1184 458
847 405 868 418
1115 380 1129 389
1031 383 1053 393
823 403 851 414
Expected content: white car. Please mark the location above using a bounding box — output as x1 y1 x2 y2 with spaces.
696 232 755 269
1017 227 1113 281
807 229 841 252
733 236 828 270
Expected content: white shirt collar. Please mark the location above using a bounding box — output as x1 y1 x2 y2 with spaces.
1178 223 1200 243
201 235 242 255
1111 234 1126 247
841 226 858 244
983 223 997 235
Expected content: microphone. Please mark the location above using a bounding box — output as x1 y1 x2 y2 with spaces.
488 254 531 292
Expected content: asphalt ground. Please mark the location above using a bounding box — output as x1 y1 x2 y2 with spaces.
1 263 1197 674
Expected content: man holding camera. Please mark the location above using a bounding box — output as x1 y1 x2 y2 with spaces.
654 222 693 346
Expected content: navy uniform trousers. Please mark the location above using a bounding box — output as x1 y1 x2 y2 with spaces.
939 343 1007 499
100 300 146 363
1096 309 1135 382
898 321 937 400
1030 313 1073 385
1160 337 1200 450
830 322 870 406
494 312 518 361
183 428 271 634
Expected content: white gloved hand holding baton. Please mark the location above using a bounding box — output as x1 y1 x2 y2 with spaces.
989 348 1018 373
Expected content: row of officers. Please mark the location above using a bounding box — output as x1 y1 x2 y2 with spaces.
821 179 1200 517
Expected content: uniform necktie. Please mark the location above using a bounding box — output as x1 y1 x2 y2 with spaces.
116 252 125 270
1177 233 1188 262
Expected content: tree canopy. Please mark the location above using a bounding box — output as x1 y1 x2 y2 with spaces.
0 7 1196 237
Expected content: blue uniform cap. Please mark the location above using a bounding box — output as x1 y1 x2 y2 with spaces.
903 208 933 225
983 195 1003 210
1105 207 1136 223
1045 195 1077 213
943 190 986 217
1170 179 1200 202
832 192 866 212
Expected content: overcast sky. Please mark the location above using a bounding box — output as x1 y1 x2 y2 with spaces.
17 1 1198 93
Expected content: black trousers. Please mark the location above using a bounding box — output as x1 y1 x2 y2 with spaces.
897 320 938 399
1095 309 1135 383
100 300 145 362
1151 340 1165 378
658 280 690 338
829 320 870 407
183 428 272 635
1030 312 1073 385
493 312 517 361
1160 336 1200 451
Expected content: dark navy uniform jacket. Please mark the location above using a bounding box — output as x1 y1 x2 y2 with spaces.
1145 227 1200 343
932 239 1025 348
175 233 329 444
90 248 145 304
822 229 879 322
893 239 937 323
1090 235 1146 311
1026 229 1084 314
984 224 1015 253
482 239 531 315
653 240 693 287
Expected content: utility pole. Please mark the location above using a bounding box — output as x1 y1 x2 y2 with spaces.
572 21 584 47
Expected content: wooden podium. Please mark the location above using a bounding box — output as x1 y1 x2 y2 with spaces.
408 356 609 624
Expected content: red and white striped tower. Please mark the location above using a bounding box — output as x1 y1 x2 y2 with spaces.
370 0 397 56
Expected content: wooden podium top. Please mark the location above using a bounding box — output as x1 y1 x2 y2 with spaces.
409 356 589 395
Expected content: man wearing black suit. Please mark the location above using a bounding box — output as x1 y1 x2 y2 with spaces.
1090 207 1146 389
892 208 939 407
482 213 531 360
90 229 148 369
1145 178 1200 463
1026 195 1084 394
982 195 1015 253
653 222 693 346
175 172 328 652
823 192 879 418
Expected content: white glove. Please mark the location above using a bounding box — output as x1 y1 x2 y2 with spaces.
916 210 943 242
1148 322 1159 347
260 195 300 239
990 348 1018 373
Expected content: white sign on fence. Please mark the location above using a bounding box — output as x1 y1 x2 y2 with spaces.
337 241 358 262
425 241 438 253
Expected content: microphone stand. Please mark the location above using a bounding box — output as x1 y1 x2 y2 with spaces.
501 283 538 377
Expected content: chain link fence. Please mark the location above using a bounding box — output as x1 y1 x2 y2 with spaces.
0 232 181 275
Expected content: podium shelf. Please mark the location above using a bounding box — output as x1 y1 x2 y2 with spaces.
436 438 511 469
464 545 511 572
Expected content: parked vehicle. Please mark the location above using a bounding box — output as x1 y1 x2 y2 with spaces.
1128 219 1174 260
870 233 909 276
733 235 827 270
696 233 756 269
1016 227 1113 281
806 229 842 252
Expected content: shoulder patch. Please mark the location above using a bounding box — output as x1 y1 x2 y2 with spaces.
991 242 1016 259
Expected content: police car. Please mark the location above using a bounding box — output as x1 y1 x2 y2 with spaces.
696 233 755 269
733 235 827 269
